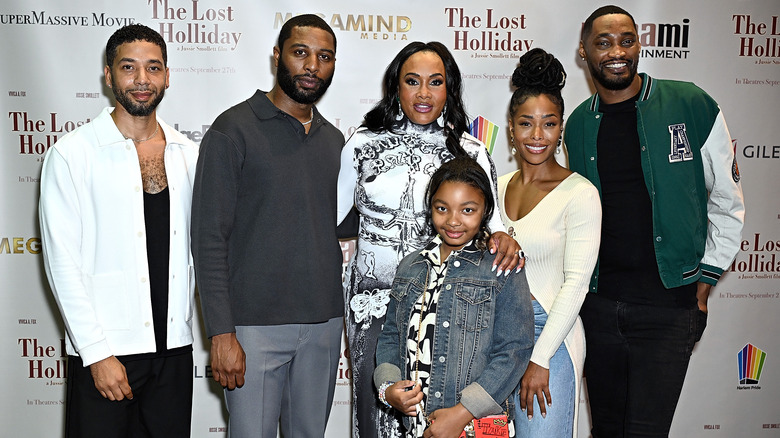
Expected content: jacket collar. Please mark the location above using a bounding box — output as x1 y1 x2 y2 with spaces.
587 72 654 112
93 107 187 149
93 107 130 147
412 236 484 267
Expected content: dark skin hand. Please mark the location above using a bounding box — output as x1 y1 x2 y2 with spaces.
385 380 424 416
519 361 550 419
210 332 246 389
424 403 474 438
696 282 712 313
488 231 524 274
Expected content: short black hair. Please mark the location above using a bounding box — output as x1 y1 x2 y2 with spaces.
106 23 167 67
277 14 336 52
581 5 637 41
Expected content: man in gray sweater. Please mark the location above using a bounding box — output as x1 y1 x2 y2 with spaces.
191 14 345 437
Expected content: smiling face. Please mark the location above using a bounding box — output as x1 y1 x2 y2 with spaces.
509 94 562 166
431 181 486 260
274 26 335 105
398 50 447 126
105 40 169 117
579 13 641 94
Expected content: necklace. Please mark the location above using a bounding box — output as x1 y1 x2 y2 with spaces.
123 122 159 143
302 109 313 125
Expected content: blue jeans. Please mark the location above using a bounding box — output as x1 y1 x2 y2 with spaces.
514 300 576 438
580 294 707 438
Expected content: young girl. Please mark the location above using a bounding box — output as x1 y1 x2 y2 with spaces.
498 48 601 438
374 157 534 438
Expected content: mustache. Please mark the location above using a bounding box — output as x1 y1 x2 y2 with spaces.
600 58 634 66
294 73 323 82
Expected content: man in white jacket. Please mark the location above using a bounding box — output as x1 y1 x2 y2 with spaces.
39 24 198 437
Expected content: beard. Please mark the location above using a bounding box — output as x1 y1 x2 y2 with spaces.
588 58 639 91
276 58 333 105
111 77 165 117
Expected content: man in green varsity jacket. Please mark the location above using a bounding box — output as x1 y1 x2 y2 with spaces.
564 5 745 438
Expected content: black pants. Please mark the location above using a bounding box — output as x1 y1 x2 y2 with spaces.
580 294 707 438
65 352 193 438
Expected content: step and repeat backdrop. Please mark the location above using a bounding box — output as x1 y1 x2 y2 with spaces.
1 0 778 436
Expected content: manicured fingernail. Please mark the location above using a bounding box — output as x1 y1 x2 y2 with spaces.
516 266 522 273
541 412 546 418
496 269 503 277
504 269 510 277
490 248 496 254
491 265 497 272
528 415 533 421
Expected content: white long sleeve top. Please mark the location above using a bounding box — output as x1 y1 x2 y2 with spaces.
39 107 199 366
498 171 601 437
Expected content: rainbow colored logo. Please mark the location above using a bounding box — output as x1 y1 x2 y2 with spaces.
738 343 766 385
469 116 500 155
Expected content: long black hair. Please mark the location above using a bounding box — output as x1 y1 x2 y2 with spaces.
363 41 469 158
509 48 566 119
425 156 494 250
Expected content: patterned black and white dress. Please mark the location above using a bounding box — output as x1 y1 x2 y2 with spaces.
336 119 502 437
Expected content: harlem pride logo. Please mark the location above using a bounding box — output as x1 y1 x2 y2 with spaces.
737 343 766 387
469 115 500 155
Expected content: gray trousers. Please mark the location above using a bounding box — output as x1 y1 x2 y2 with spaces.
225 317 343 438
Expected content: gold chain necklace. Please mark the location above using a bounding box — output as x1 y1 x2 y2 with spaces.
123 122 159 143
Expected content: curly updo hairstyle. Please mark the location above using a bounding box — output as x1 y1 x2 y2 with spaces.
509 48 566 119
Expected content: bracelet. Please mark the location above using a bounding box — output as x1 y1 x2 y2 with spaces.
378 381 394 408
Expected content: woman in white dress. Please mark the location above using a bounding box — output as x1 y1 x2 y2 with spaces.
337 41 521 437
497 48 601 438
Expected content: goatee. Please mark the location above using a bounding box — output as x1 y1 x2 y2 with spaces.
276 58 332 105
111 78 165 117
589 59 638 91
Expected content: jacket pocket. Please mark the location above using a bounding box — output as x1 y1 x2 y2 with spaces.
454 281 493 331
390 277 413 301
87 272 130 330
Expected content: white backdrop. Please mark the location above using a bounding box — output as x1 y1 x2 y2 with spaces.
1 1 778 436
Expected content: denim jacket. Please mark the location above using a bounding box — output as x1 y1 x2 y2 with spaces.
374 240 534 428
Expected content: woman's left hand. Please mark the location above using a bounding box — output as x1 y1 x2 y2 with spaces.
423 404 474 438
519 361 551 420
488 231 524 275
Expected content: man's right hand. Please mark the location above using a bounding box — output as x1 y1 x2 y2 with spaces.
211 332 246 389
89 356 133 401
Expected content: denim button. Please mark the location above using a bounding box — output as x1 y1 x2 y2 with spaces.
435 391 441 398
453 261 461 267
446 284 452 290
656 236 662 242
442 321 449 328
439 356 445 363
